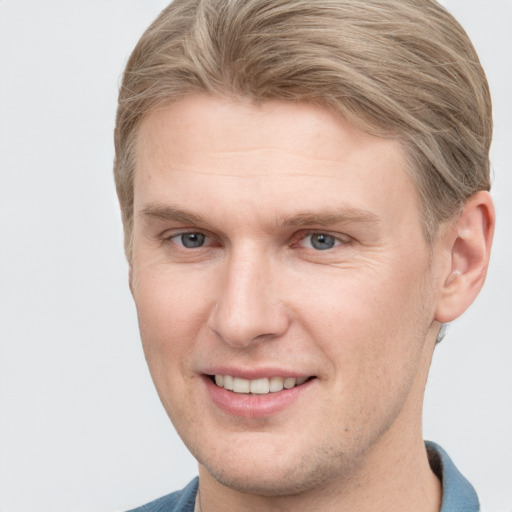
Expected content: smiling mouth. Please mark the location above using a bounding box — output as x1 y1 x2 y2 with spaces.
211 375 313 394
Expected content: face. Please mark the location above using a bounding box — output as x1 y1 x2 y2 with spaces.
130 95 442 496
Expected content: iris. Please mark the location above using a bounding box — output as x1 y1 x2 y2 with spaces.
310 233 336 250
180 233 206 248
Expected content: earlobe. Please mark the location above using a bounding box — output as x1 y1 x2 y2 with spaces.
435 191 495 323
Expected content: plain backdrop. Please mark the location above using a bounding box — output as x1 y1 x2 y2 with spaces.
0 1 511 511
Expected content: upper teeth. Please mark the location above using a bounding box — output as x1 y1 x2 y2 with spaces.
214 375 308 394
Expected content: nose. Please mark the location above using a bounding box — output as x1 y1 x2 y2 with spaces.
208 248 290 348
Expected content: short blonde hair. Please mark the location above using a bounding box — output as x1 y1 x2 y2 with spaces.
114 0 492 260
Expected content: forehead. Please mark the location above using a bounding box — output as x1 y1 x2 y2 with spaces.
133 95 420 234
136 95 404 175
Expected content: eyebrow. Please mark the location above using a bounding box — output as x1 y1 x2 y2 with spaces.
277 209 380 227
140 203 380 228
141 204 208 225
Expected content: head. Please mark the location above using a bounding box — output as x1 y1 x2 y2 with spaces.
114 0 494 503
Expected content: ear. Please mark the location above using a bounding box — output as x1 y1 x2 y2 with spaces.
434 191 495 323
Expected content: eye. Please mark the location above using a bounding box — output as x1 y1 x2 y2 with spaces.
171 232 207 248
301 233 342 251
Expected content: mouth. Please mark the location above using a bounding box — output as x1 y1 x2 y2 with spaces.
210 375 314 394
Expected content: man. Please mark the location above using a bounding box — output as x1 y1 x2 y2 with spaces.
114 1 494 510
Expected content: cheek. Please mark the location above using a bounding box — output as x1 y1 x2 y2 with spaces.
298 260 433 380
300 267 433 440
132 267 210 372
131 267 214 429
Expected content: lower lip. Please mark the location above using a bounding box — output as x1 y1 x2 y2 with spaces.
204 376 314 418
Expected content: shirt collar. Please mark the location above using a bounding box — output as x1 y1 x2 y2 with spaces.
426 440 480 512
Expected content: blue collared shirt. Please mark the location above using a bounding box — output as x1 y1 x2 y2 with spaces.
426 441 480 512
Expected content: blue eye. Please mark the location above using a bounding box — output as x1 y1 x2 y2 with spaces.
177 232 206 248
304 233 339 250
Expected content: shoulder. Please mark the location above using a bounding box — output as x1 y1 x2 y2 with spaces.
126 477 199 512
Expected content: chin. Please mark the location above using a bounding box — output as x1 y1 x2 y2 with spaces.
196 441 355 497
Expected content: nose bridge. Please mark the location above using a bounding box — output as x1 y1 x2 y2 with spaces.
208 244 289 347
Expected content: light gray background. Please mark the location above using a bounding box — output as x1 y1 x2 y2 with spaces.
0 1 510 511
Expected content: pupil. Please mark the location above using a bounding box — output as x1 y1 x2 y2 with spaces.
181 233 205 248
311 233 335 250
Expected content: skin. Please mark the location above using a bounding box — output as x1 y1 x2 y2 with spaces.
129 95 494 511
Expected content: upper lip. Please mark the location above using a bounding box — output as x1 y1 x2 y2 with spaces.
201 366 313 380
